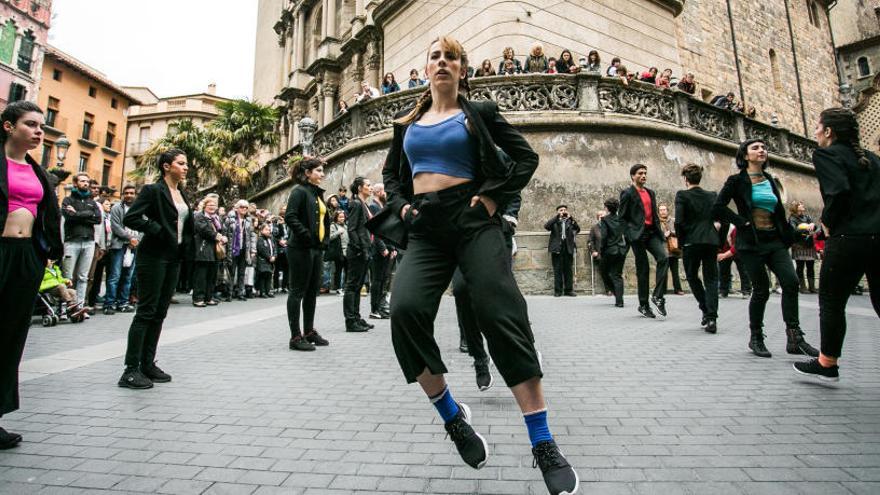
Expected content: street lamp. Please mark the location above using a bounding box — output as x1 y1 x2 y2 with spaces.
298 117 317 157
55 134 70 168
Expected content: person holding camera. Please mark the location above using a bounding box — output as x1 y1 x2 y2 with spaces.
545 205 580 297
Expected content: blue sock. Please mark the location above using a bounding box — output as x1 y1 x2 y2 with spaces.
430 387 460 422
524 409 553 447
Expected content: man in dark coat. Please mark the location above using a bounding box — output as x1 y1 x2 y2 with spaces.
544 204 580 296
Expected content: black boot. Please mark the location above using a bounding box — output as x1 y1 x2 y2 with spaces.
808 277 816 294
749 328 772 358
797 275 808 294
786 327 819 357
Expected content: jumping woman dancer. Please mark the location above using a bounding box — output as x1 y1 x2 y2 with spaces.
713 140 819 359
0 102 62 449
793 108 880 381
382 36 578 495
118 149 194 389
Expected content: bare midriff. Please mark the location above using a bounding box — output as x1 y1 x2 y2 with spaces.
751 209 775 231
413 172 472 195
2 208 35 237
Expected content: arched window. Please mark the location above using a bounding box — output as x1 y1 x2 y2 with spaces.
769 49 782 92
858 56 872 78
0 20 17 65
807 1 821 28
17 30 35 73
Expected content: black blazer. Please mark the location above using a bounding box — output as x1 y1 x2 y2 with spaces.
382 95 539 219
193 211 219 262
619 185 663 242
284 183 330 249
347 197 372 258
255 236 276 273
544 216 580 254
123 180 194 259
674 187 719 247
813 142 880 236
368 201 388 254
0 150 62 262
712 169 794 250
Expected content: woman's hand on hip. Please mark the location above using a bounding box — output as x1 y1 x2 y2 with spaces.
470 195 497 216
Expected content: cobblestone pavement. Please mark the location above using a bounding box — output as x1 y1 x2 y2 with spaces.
1 290 878 495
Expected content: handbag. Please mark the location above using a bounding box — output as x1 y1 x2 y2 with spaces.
666 235 682 256
214 242 227 261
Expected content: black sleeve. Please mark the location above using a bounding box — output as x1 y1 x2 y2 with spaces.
502 192 522 219
570 218 581 235
62 197 101 224
598 220 609 252
123 185 162 236
382 121 409 217
712 176 749 228
284 188 311 243
194 214 217 241
674 191 686 245
813 147 850 230
477 102 540 207
544 217 557 231
256 238 270 260
346 201 369 254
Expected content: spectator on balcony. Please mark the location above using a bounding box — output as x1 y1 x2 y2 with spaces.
335 100 348 118
616 65 630 86
354 81 380 103
546 58 558 74
712 92 736 110
677 72 696 95
640 67 658 84
408 68 426 88
524 43 549 73
656 69 672 89
585 50 601 72
606 57 621 76
501 58 520 76
473 59 496 77
497 46 522 75
556 49 579 74
382 73 401 95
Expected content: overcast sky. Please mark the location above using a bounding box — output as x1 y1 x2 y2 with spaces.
48 0 257 100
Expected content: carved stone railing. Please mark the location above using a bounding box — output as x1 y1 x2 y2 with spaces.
250 73 818 198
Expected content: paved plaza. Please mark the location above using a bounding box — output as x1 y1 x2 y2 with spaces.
0 290 878 495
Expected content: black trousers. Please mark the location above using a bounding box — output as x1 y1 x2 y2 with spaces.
256 270 273 295
176 257 193 292
273 251 288 290
287 247 322 335
551 249 574 294
738 240 800 331
343 251 369 322
370 253 390 313
795 260 815 287
719 255 752 294
229 252 247 296
667 256 683 293
192 261 218 303
452 269 490 365
682 244 719 319
631 233 669 306
124 250 181 369
0 238 42 416
329 258 344 290
603 253 626 306
86 250 108 307
390 183 541 388
596 256 614 294
818 235 880 357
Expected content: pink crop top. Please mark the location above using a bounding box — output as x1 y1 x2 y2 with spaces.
7 158 43 217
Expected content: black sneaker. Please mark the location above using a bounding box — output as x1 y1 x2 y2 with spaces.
749 333 772 358
532 440 579 495
142 363 171 383
118 304 135 313
793 358 840 382
346 319 369 332
118 368 153 389
444 403 488 469
638 305 656 318
359 318 375 329
564 291 576 297
103 306 116 315
705 319 717 334
369 311 384 319
459 340 469 353
305 329 329 346
650 296 667 317
289 335 316 351
0 427 22 449
475 361 493 392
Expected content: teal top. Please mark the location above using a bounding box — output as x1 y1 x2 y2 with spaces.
751 180 777 213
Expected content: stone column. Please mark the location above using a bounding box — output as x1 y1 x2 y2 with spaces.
325 0 337 39
322 82 337 125
320 0 328 39
295 9 306 70
366 43 381 89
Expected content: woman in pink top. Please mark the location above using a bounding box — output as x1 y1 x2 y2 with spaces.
0 101 62 450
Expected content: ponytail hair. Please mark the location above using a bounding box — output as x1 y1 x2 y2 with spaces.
350 176 367 197
0 100 43 144
819 107 870 169
394 35 469 126
290 156 324 185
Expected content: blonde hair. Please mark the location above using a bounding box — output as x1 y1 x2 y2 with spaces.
202 193 219 207
530 43 543 57
394 36 469 126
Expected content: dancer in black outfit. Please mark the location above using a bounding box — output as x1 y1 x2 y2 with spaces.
619 164 668 318
597 198 627 307
118 149 194 389
284 157 331 351
674 164 720 333
713 139 818 359
0 102 62 449
794 108 880 381
342 177 375 332
380 36 578 495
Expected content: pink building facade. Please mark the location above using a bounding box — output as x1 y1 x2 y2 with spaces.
0 0 51 108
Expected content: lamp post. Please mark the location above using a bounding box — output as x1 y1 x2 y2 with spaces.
55 134 70 168
298 116 317 157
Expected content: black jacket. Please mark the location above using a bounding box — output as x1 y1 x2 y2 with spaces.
674 187 720 247
619 185 663 242
193 211 219 262
788 213 816 247
61 192 101 242
368 201 388 255
544 215 580 254
712 169 794 251
347 197 372 258
598 213 628 257
123 180 194 259
255 235 277 273
383 95 539 219
284 183 330 249
0 151 62 262
813 143 880 236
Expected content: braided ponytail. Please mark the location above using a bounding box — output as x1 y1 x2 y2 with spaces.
394 35 469 126
394 88 432 126
819 107 871 169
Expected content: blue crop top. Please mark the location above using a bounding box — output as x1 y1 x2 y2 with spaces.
403 112 477 180
751 180 777 213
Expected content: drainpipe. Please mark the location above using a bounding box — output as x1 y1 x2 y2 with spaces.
783 0 810 136
725 0 747 106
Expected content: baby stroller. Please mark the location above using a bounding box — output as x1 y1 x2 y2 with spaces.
35 264 87 326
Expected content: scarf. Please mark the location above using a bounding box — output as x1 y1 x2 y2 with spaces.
231 216 242 257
